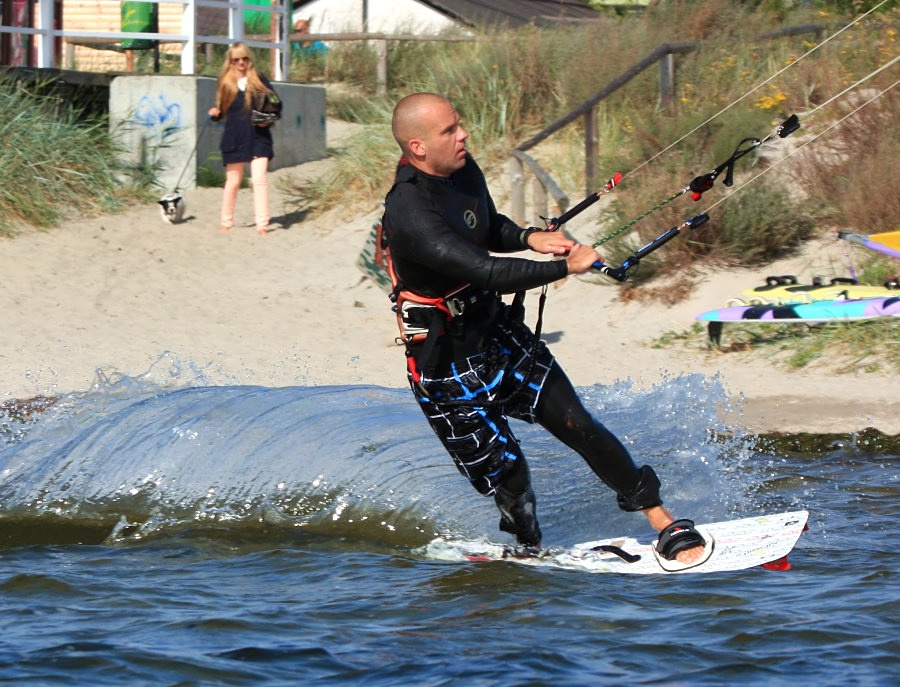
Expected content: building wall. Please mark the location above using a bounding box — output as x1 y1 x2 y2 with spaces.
295 0 465 35
63 2 187 71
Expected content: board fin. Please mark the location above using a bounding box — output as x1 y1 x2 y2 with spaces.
761 555 791 571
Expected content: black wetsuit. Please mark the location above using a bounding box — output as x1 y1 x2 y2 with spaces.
383 156 662 546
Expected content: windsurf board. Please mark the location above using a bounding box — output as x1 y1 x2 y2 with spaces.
868 230 900 251
698 296 900 323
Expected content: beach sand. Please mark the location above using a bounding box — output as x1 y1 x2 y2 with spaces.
1 121 896 435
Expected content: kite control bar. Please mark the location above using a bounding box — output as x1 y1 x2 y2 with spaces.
592 213 710 282
544 173 623 232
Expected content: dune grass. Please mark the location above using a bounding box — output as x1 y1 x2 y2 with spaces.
653 317 899 374
0 76 153 236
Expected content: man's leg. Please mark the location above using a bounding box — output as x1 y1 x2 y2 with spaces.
534 363 705 562
409 362 542 547
493 453 541 547
535 363 654 500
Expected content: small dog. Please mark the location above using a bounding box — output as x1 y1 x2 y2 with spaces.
158 192 186 224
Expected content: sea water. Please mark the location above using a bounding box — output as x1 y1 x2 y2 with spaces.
0 365 896 686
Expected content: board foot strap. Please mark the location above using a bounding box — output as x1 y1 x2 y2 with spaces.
590 544 641 563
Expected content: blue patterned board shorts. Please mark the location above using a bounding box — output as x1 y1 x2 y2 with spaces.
409 316 555 496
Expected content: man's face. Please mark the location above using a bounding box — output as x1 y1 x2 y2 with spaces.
418 100 468 177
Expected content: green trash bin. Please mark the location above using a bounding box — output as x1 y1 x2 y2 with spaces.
121 2 158 50
244 0 271 35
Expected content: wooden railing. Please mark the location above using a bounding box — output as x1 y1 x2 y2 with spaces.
506 23 836 227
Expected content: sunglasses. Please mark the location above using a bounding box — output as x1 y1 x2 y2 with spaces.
231 56 250 63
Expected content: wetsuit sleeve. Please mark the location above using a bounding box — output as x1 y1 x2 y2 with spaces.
487 205 531 253
388 194 568 294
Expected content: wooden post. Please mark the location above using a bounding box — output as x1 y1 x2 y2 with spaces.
506 156 526 226
531 175 547 228
375 38 387 95
658 51 675 110
583 106 598 197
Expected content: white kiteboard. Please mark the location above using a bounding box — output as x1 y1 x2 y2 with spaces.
423 510 808 574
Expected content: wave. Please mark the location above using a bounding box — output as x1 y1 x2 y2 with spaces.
0 366 754 549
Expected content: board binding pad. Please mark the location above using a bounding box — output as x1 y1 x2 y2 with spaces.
424 510 809 575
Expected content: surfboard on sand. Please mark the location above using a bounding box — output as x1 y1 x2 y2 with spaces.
423 510 809 575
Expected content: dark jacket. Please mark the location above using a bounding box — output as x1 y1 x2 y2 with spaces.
383 156 567 368
218 74 278 165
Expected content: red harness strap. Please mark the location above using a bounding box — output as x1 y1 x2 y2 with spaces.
377 221 476 383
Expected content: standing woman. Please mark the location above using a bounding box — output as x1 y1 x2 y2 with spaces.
208 42 282 235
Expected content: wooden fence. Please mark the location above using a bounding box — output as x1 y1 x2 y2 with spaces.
506 24 835 226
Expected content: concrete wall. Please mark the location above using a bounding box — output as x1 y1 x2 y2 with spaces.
110 75 326 192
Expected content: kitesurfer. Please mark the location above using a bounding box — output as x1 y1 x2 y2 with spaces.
381 93 707 564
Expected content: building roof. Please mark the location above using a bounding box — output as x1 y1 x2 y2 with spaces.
420 0 600 28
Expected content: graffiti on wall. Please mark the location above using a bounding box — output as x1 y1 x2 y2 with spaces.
132 93 182 143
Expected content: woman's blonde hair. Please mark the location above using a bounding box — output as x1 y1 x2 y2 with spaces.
214 42 274 115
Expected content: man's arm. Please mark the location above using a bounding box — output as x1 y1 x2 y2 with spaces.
389 200 568 294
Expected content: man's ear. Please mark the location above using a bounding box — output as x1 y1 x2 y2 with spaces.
408 138 426 158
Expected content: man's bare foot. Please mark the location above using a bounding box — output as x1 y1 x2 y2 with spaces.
642 505 706 564
219 225 231 233
673 543 706 564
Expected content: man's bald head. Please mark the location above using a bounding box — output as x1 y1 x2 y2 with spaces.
391 92 450 156
391 93 468 177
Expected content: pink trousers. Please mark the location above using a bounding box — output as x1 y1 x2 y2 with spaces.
220 156 270 233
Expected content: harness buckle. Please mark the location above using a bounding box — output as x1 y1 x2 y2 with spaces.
445 297 466 317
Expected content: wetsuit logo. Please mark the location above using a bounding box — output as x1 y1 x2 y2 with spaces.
463 209 477 229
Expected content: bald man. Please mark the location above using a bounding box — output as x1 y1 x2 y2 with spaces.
381 93 707 565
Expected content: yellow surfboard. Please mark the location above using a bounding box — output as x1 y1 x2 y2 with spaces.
732 276 896 306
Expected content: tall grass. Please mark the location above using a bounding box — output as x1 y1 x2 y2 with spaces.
297 0 897 281
0 76 151 236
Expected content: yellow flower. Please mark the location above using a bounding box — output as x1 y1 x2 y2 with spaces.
754 91 787 111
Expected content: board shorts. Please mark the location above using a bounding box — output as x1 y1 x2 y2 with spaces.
408 314 554 497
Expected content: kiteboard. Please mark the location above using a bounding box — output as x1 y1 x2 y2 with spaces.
423 510 808 575
731 275 896 306
698 296 900 323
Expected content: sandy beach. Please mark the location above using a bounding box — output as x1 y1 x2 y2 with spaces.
1 122 897 436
